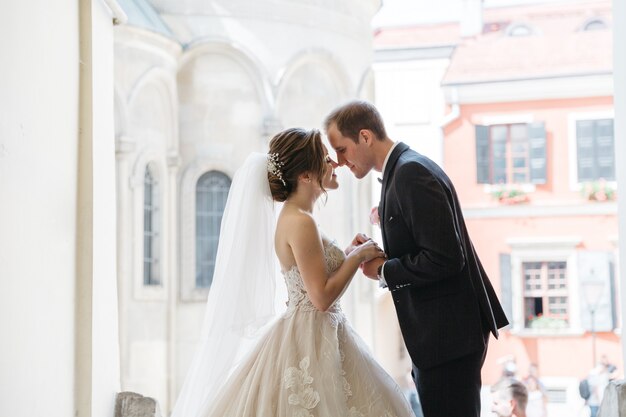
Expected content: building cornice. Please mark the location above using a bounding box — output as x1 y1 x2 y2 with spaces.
374 45 456 62
443 71 613 104
463 202 617 219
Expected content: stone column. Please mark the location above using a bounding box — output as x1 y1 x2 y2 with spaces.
115 135 136 397
166 151 180 412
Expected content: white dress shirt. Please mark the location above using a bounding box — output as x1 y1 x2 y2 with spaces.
378 142 398 287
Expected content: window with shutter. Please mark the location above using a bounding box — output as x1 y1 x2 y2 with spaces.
523 261 569 329
509 237 583 334
474 122 546 185
576 119 615 182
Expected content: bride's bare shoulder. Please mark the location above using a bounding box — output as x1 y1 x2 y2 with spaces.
276 206 319 243
277 206 314 230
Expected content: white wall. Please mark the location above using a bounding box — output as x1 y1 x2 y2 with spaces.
373 59 450 166
0 1 80 416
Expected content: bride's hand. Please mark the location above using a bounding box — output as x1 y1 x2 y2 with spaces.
345 233 369 255
349 239 386 263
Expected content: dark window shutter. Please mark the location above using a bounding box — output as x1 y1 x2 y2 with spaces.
595 119 615 181
528 122 547 184
499 253 513 329
577 120 596 182
475 125 490 184
578 251 615 332
609 259 618 329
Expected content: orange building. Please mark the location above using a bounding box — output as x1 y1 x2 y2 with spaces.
375 0 618 411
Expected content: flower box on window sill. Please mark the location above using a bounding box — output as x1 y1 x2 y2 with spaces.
527 315 568 330
491 186 530 205
580 179 616 202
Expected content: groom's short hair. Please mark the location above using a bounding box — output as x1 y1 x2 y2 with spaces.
324 100 387 143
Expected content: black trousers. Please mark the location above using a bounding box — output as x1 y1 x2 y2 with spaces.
412 332 490 417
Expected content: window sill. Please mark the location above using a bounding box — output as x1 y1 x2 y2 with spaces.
483 183 536 194
181 287 210 303
134 284 167 301
508 328 585 338
463 201 617 219
573 180 617 189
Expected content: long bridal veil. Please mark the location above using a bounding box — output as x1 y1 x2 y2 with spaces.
171 153 279 417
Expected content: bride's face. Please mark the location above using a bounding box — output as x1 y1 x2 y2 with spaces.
322 146 339 190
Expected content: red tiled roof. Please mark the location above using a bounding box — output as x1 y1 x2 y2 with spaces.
442 30 612 84
374 22 460 49
374 0 613 83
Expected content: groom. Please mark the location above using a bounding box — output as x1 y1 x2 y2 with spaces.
325 101 509 417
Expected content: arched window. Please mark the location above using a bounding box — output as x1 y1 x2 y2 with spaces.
196 171 231 288
143 163 161 286
583 19 608 31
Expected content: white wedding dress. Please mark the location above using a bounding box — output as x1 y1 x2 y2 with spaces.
200 240 414 417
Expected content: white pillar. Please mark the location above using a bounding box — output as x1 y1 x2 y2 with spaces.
613 0 626 368
75 1 122 416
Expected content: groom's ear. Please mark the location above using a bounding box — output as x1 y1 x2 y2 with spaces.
360 129 374 146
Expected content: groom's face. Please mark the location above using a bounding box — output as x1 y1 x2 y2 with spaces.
327 123 374 179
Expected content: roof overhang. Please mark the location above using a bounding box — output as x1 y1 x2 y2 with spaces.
442 71 613 104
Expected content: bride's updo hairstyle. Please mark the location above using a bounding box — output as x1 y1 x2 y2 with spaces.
268 128 326 202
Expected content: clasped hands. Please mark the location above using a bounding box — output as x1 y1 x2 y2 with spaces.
345 233 386 281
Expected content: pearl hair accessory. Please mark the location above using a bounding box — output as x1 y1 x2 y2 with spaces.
267 153 286 186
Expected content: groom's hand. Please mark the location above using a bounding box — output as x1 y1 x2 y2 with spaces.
361 257 385 281
345 233 370 255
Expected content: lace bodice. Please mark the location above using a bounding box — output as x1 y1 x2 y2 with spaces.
282 240 346 317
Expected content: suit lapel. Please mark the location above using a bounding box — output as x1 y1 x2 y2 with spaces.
379 142 409 249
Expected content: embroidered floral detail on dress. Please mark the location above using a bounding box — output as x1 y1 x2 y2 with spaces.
342 372 352 398
284 357 320 417
348 406 365 417
338 328 353 399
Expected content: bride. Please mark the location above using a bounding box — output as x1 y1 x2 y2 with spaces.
171 128 414 417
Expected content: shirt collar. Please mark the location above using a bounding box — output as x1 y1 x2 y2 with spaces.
381 141 399 178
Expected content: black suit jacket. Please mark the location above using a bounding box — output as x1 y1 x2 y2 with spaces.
379 142 509 370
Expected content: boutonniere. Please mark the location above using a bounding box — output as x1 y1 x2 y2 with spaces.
369 206 380 227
